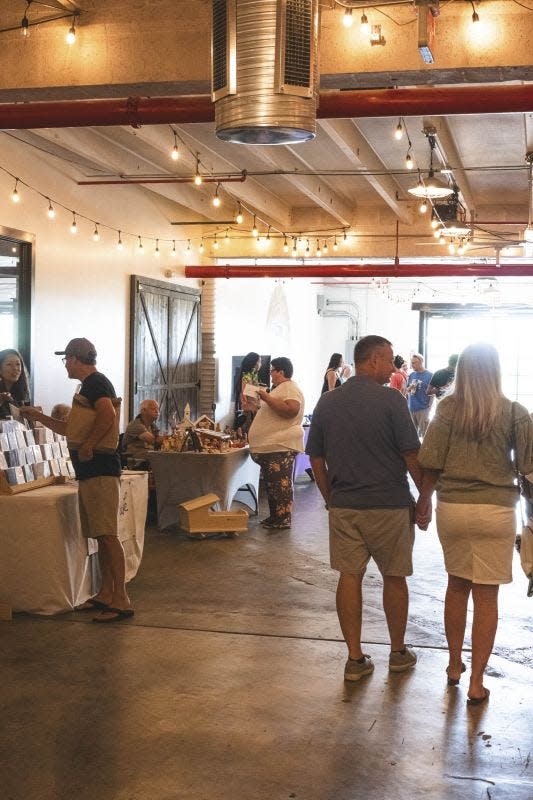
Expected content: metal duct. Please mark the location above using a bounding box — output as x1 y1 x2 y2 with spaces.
212 0 319 145
185 263 533 278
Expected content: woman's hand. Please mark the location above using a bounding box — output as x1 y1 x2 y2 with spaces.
415 494 432 530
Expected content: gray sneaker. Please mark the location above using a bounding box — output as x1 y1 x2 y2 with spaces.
344 654 374 682
389 646 417 672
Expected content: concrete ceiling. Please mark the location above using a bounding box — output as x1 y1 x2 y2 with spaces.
1 0 533 280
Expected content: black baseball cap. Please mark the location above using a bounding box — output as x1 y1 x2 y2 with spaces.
54 337 97 364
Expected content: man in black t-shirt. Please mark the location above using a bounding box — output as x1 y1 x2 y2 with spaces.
22 338 133 623
428 354 458 399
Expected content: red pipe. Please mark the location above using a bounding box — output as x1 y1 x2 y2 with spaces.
1 85 533 130
185 263 533 279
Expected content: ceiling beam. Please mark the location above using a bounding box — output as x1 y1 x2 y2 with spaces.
319 119 412 224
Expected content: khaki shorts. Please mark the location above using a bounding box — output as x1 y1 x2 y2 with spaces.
329 506 414 577
436 501 516 585
78 476 120 539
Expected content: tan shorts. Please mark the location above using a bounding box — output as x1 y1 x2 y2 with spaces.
329 507 414 577
78 476 120 539
436 501 516 585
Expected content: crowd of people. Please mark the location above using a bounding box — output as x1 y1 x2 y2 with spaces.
4 335 531 705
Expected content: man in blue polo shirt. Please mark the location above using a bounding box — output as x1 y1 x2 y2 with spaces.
306 335 427 682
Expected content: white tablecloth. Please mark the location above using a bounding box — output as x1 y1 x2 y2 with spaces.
0 471 148 615
148 448 260 530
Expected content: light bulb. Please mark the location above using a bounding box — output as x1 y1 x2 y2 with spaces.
154 240 160 257
186 240 192 253
333 237 338 252
117 232 123 251
236 208 243 224
225 229 230 244
360 12 370 36
394 121 403 141
11 181 20 203
283 238 289 253
448 242 456 255
137 237 144 254
171 133 179 161
431 218 439 229
213 236 219 250
265 231 271 247
439 234 446 245
172 241 177 257
291 244 297 258
21 16 30 37
472 9 479 23
405 153 413 170
92 225 100 242
343 8 353 28
199 241 204 254
212 192 221 208
70 215 77 234
252 216 258 237
66 22 76 45
419 200 428 214
323 241 328 253
433 228 441 239
47 201 56 219
194 173 202 186
458 242 466 255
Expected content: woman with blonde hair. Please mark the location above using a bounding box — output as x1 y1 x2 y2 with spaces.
416 343 533 705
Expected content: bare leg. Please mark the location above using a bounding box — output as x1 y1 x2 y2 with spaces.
336 572 364 660
95 542 115 605
444 574 471 679
97 535 131 610
383 576 409 651
469 583 499 700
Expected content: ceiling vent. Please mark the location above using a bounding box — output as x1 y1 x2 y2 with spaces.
212 0 319 145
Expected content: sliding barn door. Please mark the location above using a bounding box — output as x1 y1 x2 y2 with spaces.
130 276 201 431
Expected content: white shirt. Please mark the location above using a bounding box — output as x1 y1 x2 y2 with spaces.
248 380 304 453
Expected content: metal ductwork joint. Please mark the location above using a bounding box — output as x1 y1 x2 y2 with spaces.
212 0 319 145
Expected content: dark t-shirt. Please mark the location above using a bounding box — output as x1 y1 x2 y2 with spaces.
69 371 121 481
306 375 420 508
430 367 455 398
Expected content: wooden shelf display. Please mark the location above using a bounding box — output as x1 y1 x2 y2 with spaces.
0 418 74 495
178 493 249 535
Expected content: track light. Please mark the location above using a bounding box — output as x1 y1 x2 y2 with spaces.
47 200 55 219
342 8 353 28
92 224 100 242
394 119 403 141
66 17 76 45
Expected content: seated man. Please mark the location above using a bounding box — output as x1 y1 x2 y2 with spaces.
123 399 161 468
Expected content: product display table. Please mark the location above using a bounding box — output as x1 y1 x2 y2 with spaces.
0 471 148 615
148 448 260 530
293 426 312 479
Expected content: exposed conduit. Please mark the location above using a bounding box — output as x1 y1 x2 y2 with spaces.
1 84 533 130
185 264 533 279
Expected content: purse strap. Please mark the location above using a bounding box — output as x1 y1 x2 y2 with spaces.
510 401 527 525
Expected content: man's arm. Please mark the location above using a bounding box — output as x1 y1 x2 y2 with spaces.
257 388 300 419
78 397 116 462
20 407 67 436
309 456 330 507
415 468 440 530
402 448 423 492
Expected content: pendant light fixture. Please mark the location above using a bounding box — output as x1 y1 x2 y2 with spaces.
408 133 454 200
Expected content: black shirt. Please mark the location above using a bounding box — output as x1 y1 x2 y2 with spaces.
69 371 121 481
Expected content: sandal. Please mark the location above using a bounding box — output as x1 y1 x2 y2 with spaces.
74 598 109 612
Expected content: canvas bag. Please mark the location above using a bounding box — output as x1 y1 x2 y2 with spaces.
66 393 122 453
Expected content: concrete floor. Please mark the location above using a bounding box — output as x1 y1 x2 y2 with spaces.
2 478 532 800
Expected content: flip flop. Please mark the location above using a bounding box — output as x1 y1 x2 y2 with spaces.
92 607 135 623
467 688 490 706
446 662 467 686
74 598 109 612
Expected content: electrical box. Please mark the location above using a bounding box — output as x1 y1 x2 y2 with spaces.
316 294 325 314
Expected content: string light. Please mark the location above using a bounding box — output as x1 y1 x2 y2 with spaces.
333 236 338 252
199 239 204 254
212 183 221 207
252 215 258 237
70 213 77 234
137 236 144 254
323 240 328 254
405 151 413 170
235 204 243 224
66 17 76 45
213 234 219 250
171 240 177 257
11 179 20 203
419 200 428 214
117 231 123 251
394 119 404 141
342 8 353 28
92 224 100 242
170 131 179 161
265 227 271 246
186 239 192 254
21 3 30 38
154 239 160 257
47 199 56 219
194 155 202 186
283 237 289 253
360 11 370 35
316 239 322 257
